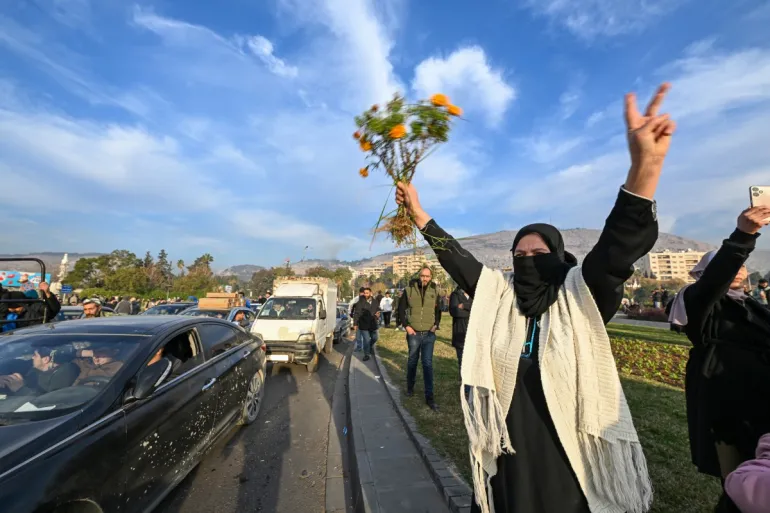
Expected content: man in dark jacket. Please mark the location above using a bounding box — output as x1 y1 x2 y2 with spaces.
115 296 132 315
352 288 380 361
449 286 472 378
0 282 61 332
397 266 442 410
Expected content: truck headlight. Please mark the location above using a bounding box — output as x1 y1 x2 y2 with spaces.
298 333 315 343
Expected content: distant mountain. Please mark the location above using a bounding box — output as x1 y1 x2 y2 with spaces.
216 264 265 282
0 252 103 276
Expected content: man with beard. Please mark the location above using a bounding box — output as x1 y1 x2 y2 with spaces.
82 298 105 318
1 282 60 332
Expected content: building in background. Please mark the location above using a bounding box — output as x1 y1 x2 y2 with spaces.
392 253 448 282
353 261 392 280
640 250 706 283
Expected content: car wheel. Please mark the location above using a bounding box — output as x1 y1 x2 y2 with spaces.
306 352 319 373
240 369 265 425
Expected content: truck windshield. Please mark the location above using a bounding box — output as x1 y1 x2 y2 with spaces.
258 298 317 320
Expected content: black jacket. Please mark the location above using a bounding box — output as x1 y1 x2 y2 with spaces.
115 300 132 315
449 288 472 348
353 297 380 331
0 291 61 330
683 229 770 477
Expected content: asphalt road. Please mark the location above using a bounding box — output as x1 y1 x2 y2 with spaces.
158 335 352 513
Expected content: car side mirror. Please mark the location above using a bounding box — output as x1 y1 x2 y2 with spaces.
133 358 173 400
319 309 327 320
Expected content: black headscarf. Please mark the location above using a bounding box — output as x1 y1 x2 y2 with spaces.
510 223 578 318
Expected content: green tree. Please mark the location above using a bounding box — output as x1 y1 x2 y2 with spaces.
188 253 214 274
65 257 104 288
157 249 173 281
142 251 154 268
248 269 276 296
105 267 151 295
273 266 296 278
176 259 185 277
100 250 141 272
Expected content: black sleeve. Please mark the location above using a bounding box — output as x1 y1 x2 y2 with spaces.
684 229 758 339
398 291 410 328
449 291 461 318
582 188 659 324
420 220 484 297
351 301 360 326
43 292 61 321
434 295 442 328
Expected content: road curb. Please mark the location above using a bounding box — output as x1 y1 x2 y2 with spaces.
326 340 356 513
372 347 474 513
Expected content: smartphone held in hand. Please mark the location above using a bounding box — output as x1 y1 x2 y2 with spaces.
750 186 770 208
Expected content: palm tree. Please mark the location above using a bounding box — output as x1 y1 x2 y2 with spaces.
177 259 185 277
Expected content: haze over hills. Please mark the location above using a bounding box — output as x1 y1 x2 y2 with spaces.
3 228 769 281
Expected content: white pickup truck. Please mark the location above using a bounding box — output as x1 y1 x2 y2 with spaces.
250 277 337 372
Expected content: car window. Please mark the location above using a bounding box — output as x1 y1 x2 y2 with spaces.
243 310 256 322
198 323 241 359
146 329 204 382
0 332 143 422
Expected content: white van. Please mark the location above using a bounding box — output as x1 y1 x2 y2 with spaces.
250 277 337 372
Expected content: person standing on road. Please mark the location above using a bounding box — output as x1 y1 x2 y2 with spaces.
115 296 132 315
395 83 675 513
352 288 380 361
397 266 442 411
349 287 365 351
380 292 394 328
449 286 473 378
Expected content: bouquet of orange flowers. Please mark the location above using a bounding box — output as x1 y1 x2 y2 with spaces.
354 93 461 246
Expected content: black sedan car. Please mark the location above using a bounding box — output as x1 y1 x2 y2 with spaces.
0 316 267 513
140 302 195 316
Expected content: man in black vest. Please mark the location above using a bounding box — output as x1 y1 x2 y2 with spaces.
397 266 442 411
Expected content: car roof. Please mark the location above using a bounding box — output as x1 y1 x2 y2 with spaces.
7 316 196 336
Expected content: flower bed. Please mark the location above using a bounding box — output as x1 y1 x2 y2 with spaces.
611 338 689 389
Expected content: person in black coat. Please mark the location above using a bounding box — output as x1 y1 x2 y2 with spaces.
449 286 472 377
679 205 770 512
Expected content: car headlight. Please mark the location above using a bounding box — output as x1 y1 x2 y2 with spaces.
298 333 315 343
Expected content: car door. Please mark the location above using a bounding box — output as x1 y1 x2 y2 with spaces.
120 327 219 512
197 323 255 437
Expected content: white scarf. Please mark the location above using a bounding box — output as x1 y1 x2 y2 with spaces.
461 266 652 513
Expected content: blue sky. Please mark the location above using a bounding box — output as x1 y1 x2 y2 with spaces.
2 0 770 269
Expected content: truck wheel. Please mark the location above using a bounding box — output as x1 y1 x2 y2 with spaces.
306 352 319 373
323 334 333 354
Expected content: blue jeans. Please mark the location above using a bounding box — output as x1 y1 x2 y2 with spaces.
361 329 378 356
406 331 436 401
354 328 363 351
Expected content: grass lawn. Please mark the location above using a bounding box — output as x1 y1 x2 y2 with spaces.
374 316 721 513
607 322 690 346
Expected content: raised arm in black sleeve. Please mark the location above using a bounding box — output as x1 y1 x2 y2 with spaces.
582 187 659 324
420 220 484 297
683 229 758 342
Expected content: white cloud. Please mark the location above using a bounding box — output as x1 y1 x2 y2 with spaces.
660 48 770 120
240 35 298 78
520 0 685 39
517 133 585 163
412 46 515 127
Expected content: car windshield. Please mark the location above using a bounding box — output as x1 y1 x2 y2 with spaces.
182 309 229 319
258 298 317 320
143 304 191 315
0 332 143 423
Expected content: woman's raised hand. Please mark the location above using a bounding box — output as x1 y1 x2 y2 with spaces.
395 182 431 229
623 83 677 199
737 207 770 235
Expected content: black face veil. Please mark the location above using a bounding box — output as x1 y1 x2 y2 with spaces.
510 224 578 318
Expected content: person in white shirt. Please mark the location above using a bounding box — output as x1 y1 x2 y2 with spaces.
380 292 394 328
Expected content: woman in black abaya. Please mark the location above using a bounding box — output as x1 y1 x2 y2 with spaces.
395 84 677 513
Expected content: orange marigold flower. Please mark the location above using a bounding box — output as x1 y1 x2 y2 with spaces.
371 104 379 112
359 167 369 178
353 131 361 140
447 104 463 117
360 140 372 152
389 124 407 139
430 93 450 107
